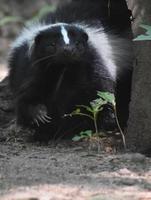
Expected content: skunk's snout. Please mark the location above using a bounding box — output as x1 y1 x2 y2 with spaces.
61 43 85 58
62 45 74 56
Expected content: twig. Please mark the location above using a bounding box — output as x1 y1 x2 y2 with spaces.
108 0 111 17
113 105 127 150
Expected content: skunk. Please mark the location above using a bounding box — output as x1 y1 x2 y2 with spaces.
8 0 133 140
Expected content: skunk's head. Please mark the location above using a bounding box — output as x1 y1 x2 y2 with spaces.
31 24 89 65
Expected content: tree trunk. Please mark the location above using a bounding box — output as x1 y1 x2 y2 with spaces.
126 0 151 153
0 79 14 127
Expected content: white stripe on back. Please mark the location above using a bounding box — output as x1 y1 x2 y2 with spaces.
84 26 117 81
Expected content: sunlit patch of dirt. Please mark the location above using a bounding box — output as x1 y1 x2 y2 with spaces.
1 184 151 200
0 140 151 200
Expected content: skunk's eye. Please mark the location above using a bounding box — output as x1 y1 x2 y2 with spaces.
69 30 76 37
50 42 56 47
46 42 56 54
46 42 56 50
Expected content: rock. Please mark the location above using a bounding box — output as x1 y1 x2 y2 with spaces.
122 153 146 162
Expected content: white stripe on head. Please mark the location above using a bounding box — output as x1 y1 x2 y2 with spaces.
61 25 70 45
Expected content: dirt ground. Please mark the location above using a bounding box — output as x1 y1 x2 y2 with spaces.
0 124 151 200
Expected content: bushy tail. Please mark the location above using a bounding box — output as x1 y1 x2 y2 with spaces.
70 0 131 35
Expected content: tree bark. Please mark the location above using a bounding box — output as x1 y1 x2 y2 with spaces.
126 0 151 153
0 79 14 127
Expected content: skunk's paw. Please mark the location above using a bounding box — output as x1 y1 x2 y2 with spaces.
31 105 51 126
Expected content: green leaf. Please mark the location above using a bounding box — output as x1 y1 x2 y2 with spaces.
80 130 93 137
76 105 93 113
72 135 82 141
72 130 93 141
90 98 106 112
98 107 104 112
134 24 151 41
97 91 116 106
134 35 151 41
72 108 81 115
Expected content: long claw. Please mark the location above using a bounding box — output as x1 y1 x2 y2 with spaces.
37 116 46 124
41 115 51 123
44 115 52 120
42 113 52 120
34 119 40 127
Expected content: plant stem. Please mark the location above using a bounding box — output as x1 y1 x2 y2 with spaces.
76 113 94 120
64 113 94 120
93 113 99 134
113 105 127 150
108 0 111 17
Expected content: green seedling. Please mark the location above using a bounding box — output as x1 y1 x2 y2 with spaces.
64 91 126 150
72 130 93 142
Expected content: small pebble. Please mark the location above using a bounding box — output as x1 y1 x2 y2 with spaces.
118 168 132 175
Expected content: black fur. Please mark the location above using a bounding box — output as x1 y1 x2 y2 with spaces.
8 0 133 141
45 0 132 37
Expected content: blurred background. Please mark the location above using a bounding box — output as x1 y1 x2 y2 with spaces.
0 0 133 81
0 0 69 80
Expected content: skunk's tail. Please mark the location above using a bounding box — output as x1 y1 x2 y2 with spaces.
46 0 132 37
72 0 132 36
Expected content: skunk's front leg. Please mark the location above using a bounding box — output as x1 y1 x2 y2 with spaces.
16 93 51 128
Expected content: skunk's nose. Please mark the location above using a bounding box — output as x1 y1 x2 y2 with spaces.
63 45 74 56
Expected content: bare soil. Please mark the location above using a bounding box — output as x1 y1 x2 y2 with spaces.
0 128 151 200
